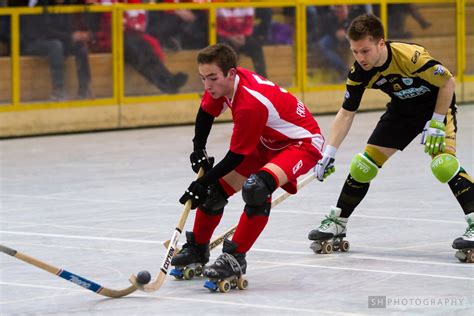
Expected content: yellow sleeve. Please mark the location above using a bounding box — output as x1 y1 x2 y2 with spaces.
405 46 453 88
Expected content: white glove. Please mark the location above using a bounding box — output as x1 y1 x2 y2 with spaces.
314 145 337 182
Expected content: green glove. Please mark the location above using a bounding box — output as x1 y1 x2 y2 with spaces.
421 119 446 155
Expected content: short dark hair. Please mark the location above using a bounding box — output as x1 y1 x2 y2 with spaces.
347 14 385 42
197 43 237 76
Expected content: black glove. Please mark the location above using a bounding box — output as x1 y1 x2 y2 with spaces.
179 180 209 209
190 149 214 173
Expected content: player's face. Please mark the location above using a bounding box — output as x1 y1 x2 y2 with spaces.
198 63 236 99
349 37 385 70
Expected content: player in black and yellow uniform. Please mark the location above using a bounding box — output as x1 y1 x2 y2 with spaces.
308 14 474 262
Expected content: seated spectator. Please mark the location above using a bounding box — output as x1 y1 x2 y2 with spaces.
216 6 267 77
90 0 187 94
20 0 93 100
147 0 208 51
316 5 350 81
348 4 373 20
0 15 10 56
253 8 273 44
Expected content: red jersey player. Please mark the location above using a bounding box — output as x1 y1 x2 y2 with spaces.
171 43 324 291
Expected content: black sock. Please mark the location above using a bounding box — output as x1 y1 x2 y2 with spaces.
448 168 474 215
337 175 370 218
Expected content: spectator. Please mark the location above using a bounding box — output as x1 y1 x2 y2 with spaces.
388 4 431 38
216 7 267 78
0 15 9 56
20 0 93 100
89 0 187 94
252 8 272 44
146 0 209 51
316 5 350 81
348 4 373 20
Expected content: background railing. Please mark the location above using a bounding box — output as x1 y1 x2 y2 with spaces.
0 0 472 137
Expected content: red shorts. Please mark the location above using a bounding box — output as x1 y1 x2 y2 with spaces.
233 141 322 194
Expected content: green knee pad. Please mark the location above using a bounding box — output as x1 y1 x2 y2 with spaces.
349 153 378 183
431 153 460 183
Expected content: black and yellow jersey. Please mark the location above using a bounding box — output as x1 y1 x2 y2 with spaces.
343 41 455 115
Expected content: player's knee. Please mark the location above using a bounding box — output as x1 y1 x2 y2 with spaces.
244 201 271 217
349 153 379 183
431 153 460 183
242 171 276 205
200 183 228 216
242 171 277 217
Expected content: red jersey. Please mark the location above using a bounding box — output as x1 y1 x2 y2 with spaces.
216 8 255 38
201 68 324 155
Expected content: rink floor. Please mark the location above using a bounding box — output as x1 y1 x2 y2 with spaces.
1 105 473 315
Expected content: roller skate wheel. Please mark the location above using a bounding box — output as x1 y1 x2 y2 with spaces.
230 279 237 289
322 242 333 254
237 277 248 290
195 265 203 276
466 250 474 263
333 238 341 251
218 280 231 293
340 240 350 252
310 241 322 254
170 268 184 279
183 267 195 280
204 280 218 292
455 250 467 262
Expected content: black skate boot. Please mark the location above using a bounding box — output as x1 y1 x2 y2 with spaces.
308 206 349 254
452 213 474 263
203 239 248 293
170 231 209 280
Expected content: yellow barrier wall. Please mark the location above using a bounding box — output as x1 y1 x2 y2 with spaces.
0 0 472 137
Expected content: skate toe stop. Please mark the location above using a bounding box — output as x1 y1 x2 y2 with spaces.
204 280 218 291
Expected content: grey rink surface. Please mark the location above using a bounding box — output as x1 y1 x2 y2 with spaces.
1 105 473 316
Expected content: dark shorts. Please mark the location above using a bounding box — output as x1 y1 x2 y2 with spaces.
368 103 458 151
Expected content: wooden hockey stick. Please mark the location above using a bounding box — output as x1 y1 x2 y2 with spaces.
0 244 137 298
164 173 317 252
129 168 204 292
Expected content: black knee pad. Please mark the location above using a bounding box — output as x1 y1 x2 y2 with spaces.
244 201 271 217
242 171 277 205
200 183 228 216
242 171 277 217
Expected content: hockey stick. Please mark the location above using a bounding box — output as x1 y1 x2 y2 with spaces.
0 244 137 298
129 168 205 292
164 173 317 252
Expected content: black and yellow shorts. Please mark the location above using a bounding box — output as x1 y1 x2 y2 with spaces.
367 104 457 154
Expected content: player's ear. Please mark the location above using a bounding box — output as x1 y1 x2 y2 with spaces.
227 68 237 80
378 38 385 48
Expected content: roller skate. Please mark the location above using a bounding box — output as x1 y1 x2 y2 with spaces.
170 231 209 280
308 206 349 254
203 239 248 293
452 213 474 263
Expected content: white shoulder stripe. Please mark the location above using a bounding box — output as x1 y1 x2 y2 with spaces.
242 86 323 151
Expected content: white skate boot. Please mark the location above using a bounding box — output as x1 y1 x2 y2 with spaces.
308 206 349 254
452 213 474 263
